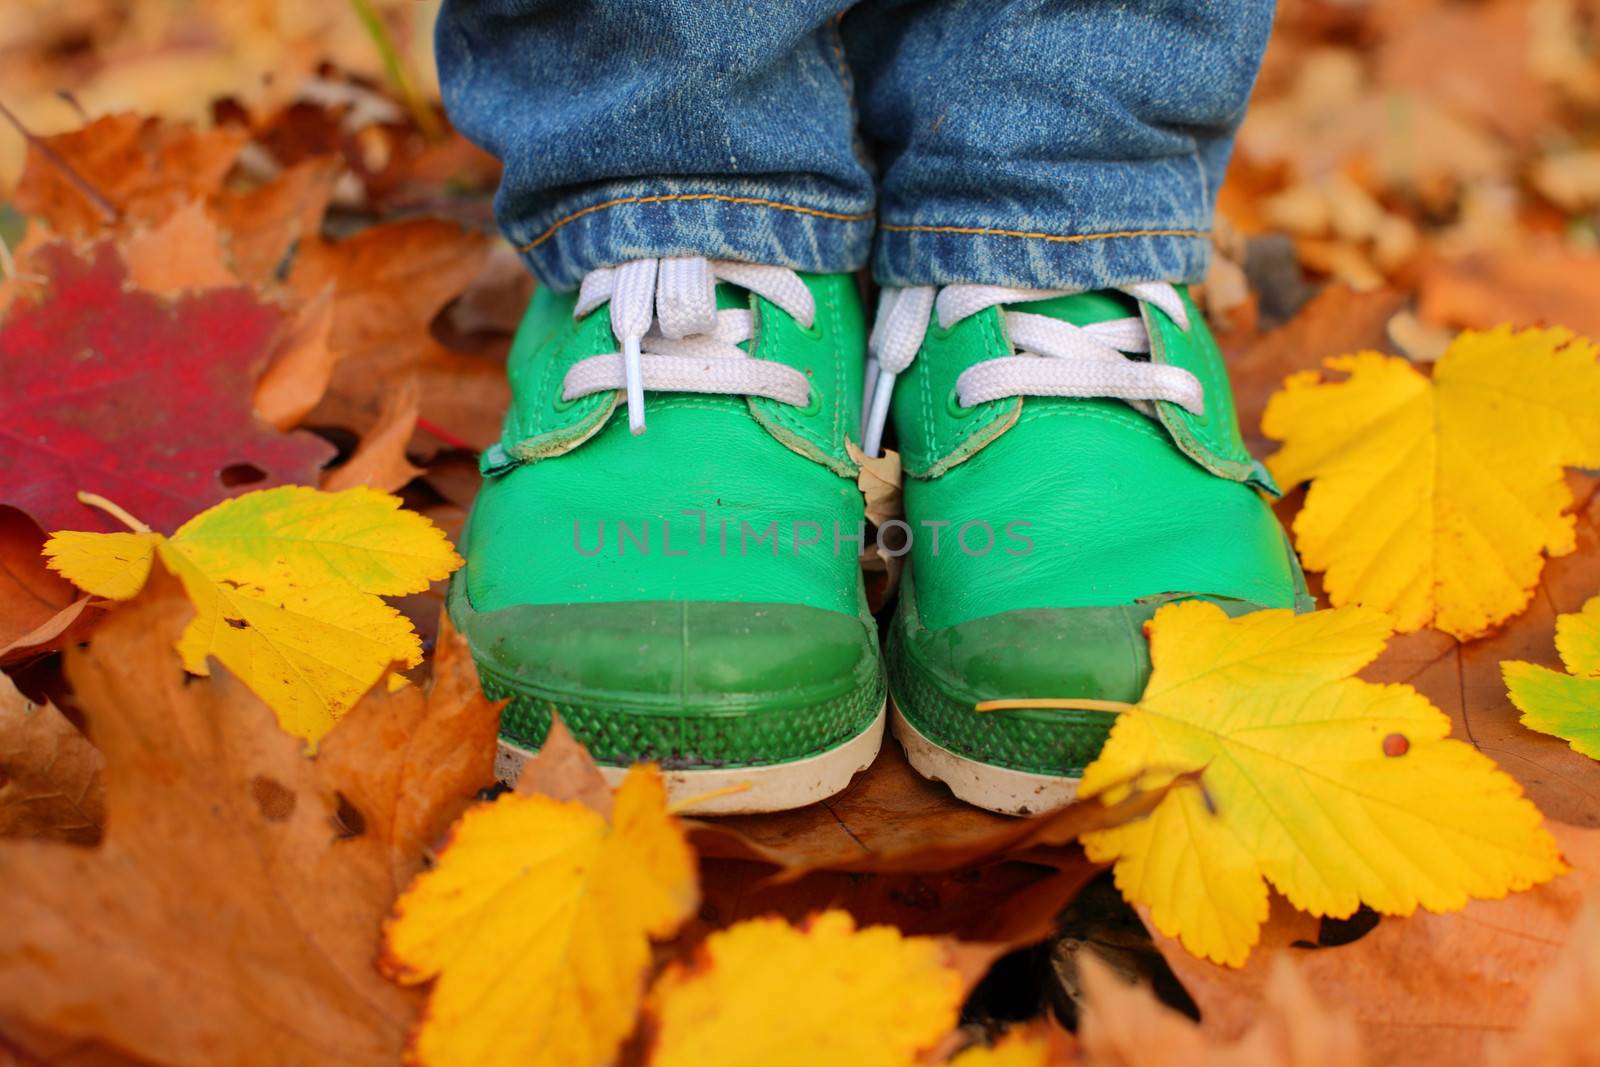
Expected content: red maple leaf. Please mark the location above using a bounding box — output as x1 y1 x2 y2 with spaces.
0 242 334 534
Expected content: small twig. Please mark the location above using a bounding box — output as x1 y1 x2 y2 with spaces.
415 416 475 453
54 89 88 125
0 97 119 223
76 491 152 533
974 697 1136 714
348 0 445 140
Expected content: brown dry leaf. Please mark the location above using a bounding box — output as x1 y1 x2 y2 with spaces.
1149 821 1600 1067
0 563 500 1065
254 290 338 431
1078 952 1364 1067
13 114 248 238
846 440 903 528
0 508 88 661
1374 0 1552 147
286 219 492 435
1484 902 1600 1067
209 155 341 285
725 772 1182 880
1225 284 1410 456
1532 150 1600 214
1419 248 1600 341
445 239 536 338
691 740 1013 868
123 198 239 296
0 671 103 845
321 376 425 493
513 713 613 816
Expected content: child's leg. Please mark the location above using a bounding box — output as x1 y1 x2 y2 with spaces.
843 0 1273 290
438 2 888 812
435 0 876 290
842 2 1303 813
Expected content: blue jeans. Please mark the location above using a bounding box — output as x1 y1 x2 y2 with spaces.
436 0 1273 292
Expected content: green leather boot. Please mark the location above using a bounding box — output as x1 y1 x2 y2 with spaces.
864 282 1310 814
450 258 885 813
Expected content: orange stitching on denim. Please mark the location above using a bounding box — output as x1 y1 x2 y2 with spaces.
520 193 873 250
877 223 1209 243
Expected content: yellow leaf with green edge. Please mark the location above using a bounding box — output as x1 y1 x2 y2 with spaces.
1262 327 1600 639
646 910 964 1067
43 486 460 742
381 766 697 1067
1079 601 1565 968
1504 594 1600 760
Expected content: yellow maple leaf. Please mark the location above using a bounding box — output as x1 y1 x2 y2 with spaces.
645 910 964 1067
1261 327 1600 639
1503 594 1600 760
44 486 460 742
1079 601 1564 968
381 766 698 1067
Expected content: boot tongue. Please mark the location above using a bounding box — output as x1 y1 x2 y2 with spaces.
1014 289 1141 326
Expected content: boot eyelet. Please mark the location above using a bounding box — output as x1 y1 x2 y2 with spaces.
946 387 976 418
552 388 580 412
796 315 824 340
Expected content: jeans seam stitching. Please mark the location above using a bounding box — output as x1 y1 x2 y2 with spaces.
878 224 1210 243
520 194 875 251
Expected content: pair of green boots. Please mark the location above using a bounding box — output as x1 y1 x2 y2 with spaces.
449 258 1308 815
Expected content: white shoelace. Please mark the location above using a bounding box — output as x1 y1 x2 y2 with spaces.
566 257 815 435
860 282 1206 457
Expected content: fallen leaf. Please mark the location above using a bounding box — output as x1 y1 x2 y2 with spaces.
287 219 490 435
0 671 103 844
321 376 425 492
254 291 339 431
847 441 904 528
1077 951 1364 1067
45 485 462 742
1504 594 1600 760
381 765 698 1067
12 114 248 238
1079 602 1564 966
1419 249 1600 342
1262 326 1600 638
209 155 341 285
948 1025 1073 1067
644 910 964 1067
0 507 85 660
0 561 499 1065
512 713 612 816
0 241 334 534
693 740 1012 869
1223 284 1408 457
123 198 238 296
1147 821 1600 1067
1484 902 1600 1067
1310 473 1600 827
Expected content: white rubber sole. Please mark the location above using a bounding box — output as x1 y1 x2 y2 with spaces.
891 701 1080 816
495 702 887 815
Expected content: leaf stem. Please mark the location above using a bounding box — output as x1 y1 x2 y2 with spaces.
667 780 752 814
974 697 1136 714
76 491 152 533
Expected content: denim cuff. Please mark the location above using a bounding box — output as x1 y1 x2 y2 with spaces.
870 155 1217 290
508 178 875 291
873 225 1212 291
